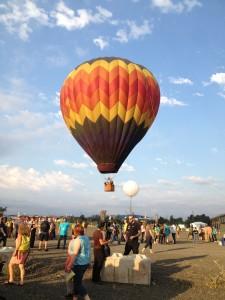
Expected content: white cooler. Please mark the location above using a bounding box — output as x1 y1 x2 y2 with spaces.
101 253 151 285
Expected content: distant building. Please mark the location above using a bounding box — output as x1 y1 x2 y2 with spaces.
211 214 225 231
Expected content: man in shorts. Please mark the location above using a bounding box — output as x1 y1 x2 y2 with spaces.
39 217 50 251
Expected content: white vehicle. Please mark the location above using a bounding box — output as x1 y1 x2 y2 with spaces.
190 222 207 230
178 224 186 230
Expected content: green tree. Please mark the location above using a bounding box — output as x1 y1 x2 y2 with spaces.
0 206 7 216
158 216 169 224
185 214 210 227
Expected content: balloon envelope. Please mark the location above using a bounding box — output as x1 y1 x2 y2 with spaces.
60 57 160 173
123 180 139 197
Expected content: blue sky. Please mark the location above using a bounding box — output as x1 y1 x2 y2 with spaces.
0 0 225 218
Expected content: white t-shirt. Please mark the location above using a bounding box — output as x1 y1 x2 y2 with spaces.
68 238 81 256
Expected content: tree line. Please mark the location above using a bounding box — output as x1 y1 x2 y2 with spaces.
0 206 211 227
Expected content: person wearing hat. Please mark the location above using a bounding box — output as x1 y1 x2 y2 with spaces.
92 222 109 283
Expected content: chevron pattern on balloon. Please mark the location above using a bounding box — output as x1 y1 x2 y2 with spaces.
60 58 160 131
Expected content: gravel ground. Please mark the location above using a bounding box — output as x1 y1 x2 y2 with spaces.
1 231 225 300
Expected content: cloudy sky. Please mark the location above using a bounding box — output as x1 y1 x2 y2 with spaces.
0 0 225 218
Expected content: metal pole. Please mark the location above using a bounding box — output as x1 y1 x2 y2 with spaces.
130 196 132 214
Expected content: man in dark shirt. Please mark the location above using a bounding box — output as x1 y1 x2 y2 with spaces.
38 217 50 251
124 215 141 255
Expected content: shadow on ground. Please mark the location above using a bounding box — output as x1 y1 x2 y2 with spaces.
0 255 207 300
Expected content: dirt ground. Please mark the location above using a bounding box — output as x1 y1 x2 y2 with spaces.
0 230 225 300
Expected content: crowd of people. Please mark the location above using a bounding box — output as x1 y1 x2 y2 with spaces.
187 224 219 242
0 214 224 300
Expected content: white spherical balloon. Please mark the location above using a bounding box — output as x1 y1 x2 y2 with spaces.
123 180 139 197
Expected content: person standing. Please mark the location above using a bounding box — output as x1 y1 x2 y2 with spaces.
57 218 70 249
49 219 56 240
212 226 217 242
5 223 30 286
170 224 177 244
142 222 154 254
124 215 141 255
164 224 170 244
193 227 199 242
140 222 146 243
92 222 109 283
153 224 159 244
65 224 91 300
29 218 37 248
0 217 7 247
38 217 50 251
105 221 112 241
110 222 120 244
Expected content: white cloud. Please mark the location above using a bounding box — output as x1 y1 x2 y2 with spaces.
54 159 88 169
0 1 114 40
155 157 168 165
45 47 68 67
0 0 49 40
75 47 88 57
115 29 129 43
115 20 152 43
51 2 112 30
4 110 58 129
211 147 218 154
121 163 135 172
93 36 109 50
151 0 183 13
160 95 187 106
53 92 60 107
150 0 202 14
95 6 112 19
0 165 82 192
202 81 210 87
183 0 202 11
127 20 152 39
169 77 193 85
184 176 217 185
194 92 204 97
0 88 28 112
210 73 225 86
1 107 64 151
83 153 91 160
0 77 32 112
157 179 177 186
218 92 225 99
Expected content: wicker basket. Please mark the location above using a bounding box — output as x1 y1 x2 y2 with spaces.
104 181 115 192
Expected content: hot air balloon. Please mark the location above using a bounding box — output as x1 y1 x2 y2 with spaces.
60 57 160 191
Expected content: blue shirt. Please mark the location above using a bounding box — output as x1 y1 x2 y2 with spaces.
164 225 170 236
59 222 70 236
74 236 91 266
